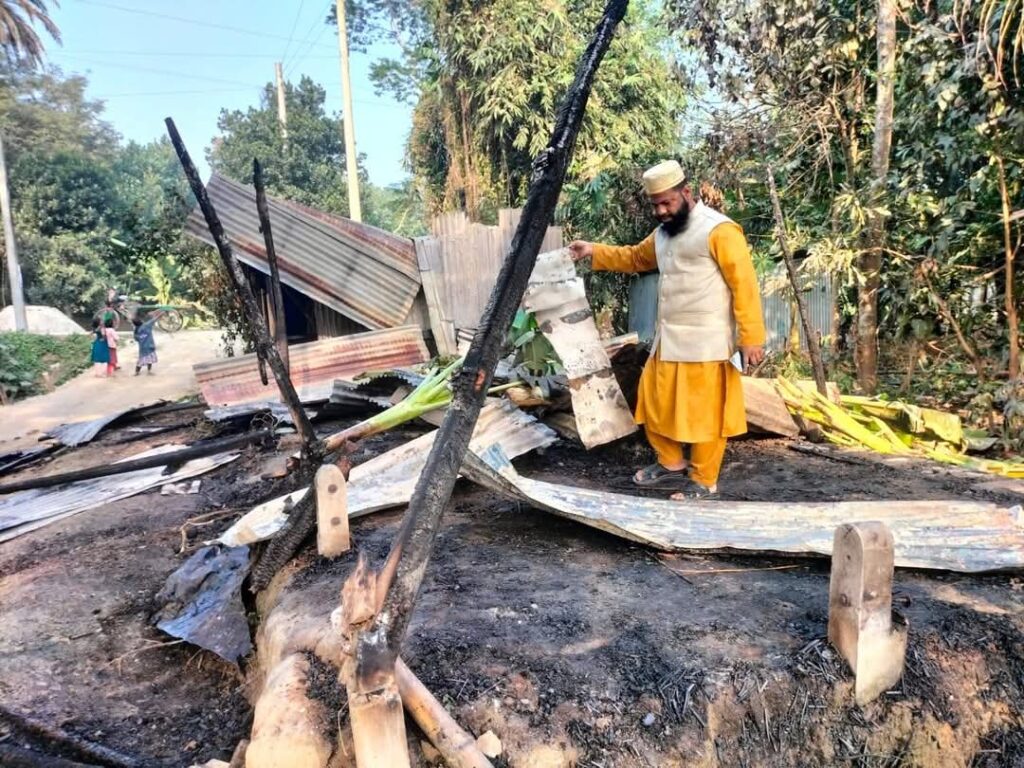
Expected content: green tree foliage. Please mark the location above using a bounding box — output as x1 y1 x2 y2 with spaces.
110 138 211 309
0 62 119 314
346 0 683 221
207 74 413 234
0 63 115 160
669 0 1023 385
208 77 354 216
0 62 206 315
0 0 60 67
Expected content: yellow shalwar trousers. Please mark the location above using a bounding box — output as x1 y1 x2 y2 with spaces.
633 348 747 487
591 220 766 489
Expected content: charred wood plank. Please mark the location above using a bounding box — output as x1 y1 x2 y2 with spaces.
0 707 142 768
358 0 631 684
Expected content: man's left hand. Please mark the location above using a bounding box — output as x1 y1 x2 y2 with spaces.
740 345 765 371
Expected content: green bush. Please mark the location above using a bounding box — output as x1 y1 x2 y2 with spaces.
0 332 92 401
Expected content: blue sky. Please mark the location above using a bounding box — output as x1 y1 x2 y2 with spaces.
42 0 413 186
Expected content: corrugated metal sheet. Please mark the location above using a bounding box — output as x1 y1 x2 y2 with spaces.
627 272 658 342
625 264 834 353
44 407 137 447
203 401 317 424
467 445 1024 573
0 445 56 476
330 370 425 409
417 209 564 341
761 263 833 352
217 400 558 547
185 174 420 330
0 447 238 543
193 325 430 407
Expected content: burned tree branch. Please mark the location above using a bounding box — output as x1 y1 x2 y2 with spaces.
0 706 143 768
356 0 630 685
165 118 320 461
766 168 828 396
254 158 290 376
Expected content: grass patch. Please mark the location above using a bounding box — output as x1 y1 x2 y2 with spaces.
0 332 92 402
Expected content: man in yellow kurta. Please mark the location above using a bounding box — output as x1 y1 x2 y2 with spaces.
569 160 766 499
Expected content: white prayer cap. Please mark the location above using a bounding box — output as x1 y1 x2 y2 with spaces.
642 160 686 195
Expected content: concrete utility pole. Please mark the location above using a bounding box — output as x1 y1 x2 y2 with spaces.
274 62 289 147
0 131 27 331
335 0 362 222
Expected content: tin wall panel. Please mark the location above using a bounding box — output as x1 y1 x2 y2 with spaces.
193 326 430 406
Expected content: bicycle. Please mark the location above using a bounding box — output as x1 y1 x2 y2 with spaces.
95 296 185 333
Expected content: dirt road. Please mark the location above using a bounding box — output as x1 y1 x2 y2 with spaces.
0 330 225 449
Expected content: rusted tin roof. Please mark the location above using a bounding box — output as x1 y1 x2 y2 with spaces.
184 174 420 330
193 326 431 407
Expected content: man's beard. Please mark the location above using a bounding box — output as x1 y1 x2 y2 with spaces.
660 201 691 236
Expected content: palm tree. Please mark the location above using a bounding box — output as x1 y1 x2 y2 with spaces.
0 0 61 66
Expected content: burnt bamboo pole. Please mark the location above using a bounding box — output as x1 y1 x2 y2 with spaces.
355 0 630 684
766 168 828 395
395 659 493 768
165 119 321 461
253 158 290 376
0 429 271 495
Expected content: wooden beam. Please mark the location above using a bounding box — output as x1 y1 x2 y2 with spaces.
766 167 828 395
395 659 493 768
359 0 631 679
246 654 332 768
254 159 290 375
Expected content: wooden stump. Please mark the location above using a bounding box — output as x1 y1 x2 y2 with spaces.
316 464 350 558
828 521 908 705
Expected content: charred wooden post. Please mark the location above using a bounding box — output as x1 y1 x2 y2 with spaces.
828 521 908 705
254 158 290 376
165 118 320 462
346 0 629 721
766 168 828 396
336 554 410 768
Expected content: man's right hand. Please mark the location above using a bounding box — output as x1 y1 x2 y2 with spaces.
568 241 593 262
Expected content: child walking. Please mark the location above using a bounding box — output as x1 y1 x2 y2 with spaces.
103 316 119 376
132 310 162 375
90 318 109 376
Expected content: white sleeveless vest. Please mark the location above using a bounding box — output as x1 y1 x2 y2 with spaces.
653 202 737 363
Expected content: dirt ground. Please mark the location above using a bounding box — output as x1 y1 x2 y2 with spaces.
0 329 226 450
1 410 1022 767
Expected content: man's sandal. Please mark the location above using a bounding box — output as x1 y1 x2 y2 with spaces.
669 480 718 500
633 463 689 487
